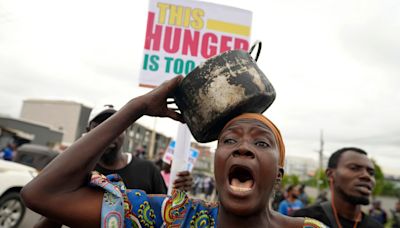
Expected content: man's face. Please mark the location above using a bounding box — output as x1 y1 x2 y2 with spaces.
330 150 375 205
214 119 281 216
290 187 300 198
156 149 165 160
88 121 125 164
373 201 381 209
396 202 400 212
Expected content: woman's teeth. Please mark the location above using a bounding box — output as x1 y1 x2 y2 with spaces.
230 178 253 192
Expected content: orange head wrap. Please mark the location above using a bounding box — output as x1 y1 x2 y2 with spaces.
220 113 285 167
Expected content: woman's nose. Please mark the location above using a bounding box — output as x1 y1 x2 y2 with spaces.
232 144 255 159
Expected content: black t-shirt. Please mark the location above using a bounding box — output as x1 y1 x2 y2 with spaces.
95 157 167 194
292 203 383 228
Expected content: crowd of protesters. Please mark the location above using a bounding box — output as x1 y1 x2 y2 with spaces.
1 78 397 227
2 101 399 227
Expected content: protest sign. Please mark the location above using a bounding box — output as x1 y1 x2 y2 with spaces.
163 139 200 172
139 0 252 87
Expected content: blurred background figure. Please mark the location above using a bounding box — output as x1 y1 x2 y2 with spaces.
154 148 165 170
0 143 16 161
160 160 171 188
204 176 214 200
297 184 310 206
314 190 328 205
135 145 146 159
192 175 202 196
272 184 285 211
278 184 304 216
369 200 387 225
392 200 400 228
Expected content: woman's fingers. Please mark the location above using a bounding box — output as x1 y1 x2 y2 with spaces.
177 171 190 176
165 109 185 123
173 171 193 191
173 181 192 191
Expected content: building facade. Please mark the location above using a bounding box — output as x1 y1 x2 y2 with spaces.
0 116 63 148
20 99 91 145
124 123 171 159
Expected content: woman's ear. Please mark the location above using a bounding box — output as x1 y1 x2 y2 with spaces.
272 167 285 197
276 167 284 183
325 168 333 180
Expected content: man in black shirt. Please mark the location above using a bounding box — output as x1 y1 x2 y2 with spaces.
88 105 168 193
293 147 383 228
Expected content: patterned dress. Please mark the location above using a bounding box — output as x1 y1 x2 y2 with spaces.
90 172 327 228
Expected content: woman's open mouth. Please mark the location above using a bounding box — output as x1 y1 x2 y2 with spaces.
228 165 254 192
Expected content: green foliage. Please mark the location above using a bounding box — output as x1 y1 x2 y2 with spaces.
371 159 400 197
306 168 329 190
372 159 385 196
282 174 300 187
316 169 329 190
381 181 400 197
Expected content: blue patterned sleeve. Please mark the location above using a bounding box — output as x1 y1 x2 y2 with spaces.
90 171 126 228
90 171 169 228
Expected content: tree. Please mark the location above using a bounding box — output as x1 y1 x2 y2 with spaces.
305 168 329 190
315 168 329 190
371 159 384 197
282 174 300 187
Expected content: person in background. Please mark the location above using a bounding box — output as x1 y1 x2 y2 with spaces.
160 160 171 188
272 184 285 211
22 76 327 227
89 105 171 194
392 200 400 228
293 147 383 228
191 175 202 196
1 143 16 161
297 184 310 206
314 190 328 205
204 176 215 200
278 184 304 216
369 200 387 225
153 148 165 171
135 145 146 159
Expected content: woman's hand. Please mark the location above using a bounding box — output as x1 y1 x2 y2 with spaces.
140 75 185 123
173 171 193 192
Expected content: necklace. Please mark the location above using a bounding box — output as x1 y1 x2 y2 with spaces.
351 212 362 228
329 179 362 228
331 198 362 228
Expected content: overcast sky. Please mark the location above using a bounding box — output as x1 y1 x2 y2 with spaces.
1 0 399 175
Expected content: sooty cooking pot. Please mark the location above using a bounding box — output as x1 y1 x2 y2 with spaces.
174 41 276 143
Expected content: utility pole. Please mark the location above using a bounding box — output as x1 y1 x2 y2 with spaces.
319 129 324 173
317 129 324 193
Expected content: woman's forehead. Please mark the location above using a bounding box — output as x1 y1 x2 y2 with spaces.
222 118 272 133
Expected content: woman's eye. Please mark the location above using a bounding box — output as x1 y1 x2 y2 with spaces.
224 138 236 144
349 166 360 171
255 141 269 148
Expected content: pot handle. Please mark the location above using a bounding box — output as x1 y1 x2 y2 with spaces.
249 40 262 62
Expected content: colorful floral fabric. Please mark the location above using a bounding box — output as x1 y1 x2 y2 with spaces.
90 172 327 228
91 171 218 228
303 217 328 228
